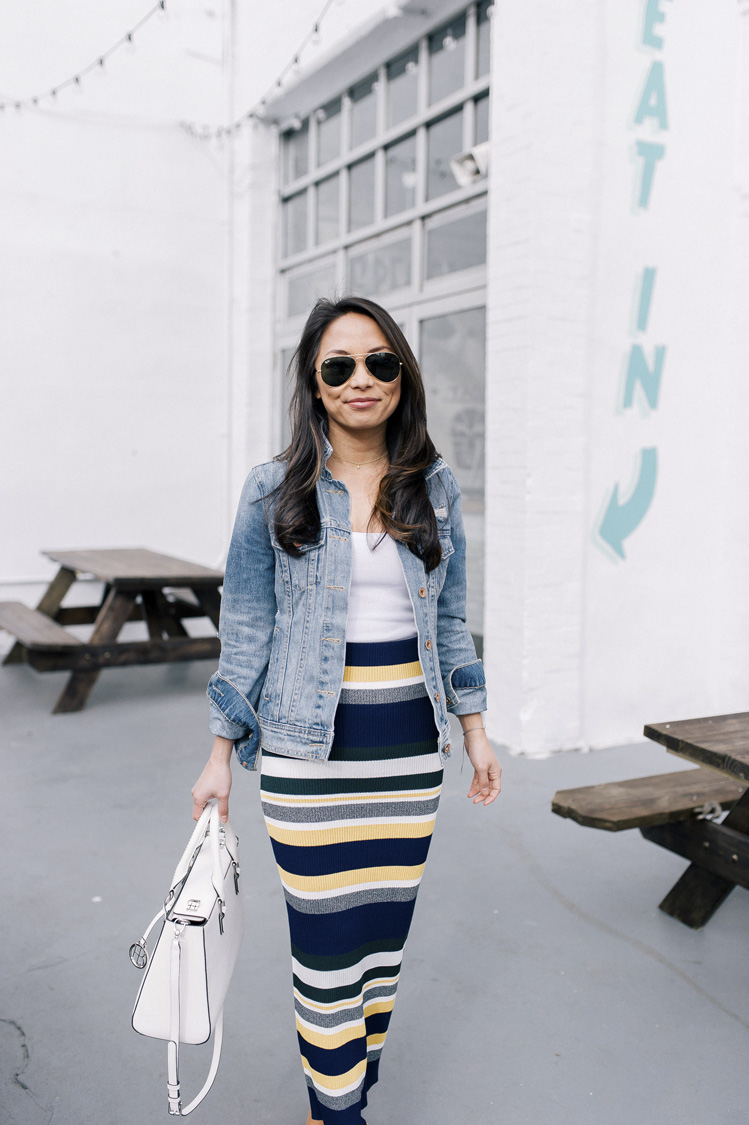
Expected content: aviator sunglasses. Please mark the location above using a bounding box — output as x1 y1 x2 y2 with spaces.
317 351 402 387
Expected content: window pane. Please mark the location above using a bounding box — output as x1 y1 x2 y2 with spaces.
477 1 493 78
349 157 376 231
316 174 340 244
427 110 463 200
316 98 341 167
428 14 467 105
426 208 487 278
385 133 417 217
283 191 308 256
420 306 486 636
475 94 490 145
387 47 419 128
282 119 309 184
350 74 378 149
349 237 411 297
287 261 338 317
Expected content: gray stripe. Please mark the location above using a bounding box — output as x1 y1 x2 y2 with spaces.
262 796 441 823
284 885 419 914
307 1079 365 1112
294 982 399 1028
339 681 428 705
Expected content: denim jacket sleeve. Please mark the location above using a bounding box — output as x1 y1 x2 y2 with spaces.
436 468 488 716
206 466 276 766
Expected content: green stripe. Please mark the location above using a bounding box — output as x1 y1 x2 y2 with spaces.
291 936 406 973
329 738 437 762
260 770 444 796
293 963 402 1005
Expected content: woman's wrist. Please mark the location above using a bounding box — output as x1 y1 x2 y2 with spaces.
210 735 234 764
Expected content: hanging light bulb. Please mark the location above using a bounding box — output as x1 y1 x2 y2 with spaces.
443 34 457 51
311 23 320 45
125 31 136 53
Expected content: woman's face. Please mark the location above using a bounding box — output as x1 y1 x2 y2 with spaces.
314 312 402 440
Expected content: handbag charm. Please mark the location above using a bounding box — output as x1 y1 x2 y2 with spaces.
129 801 244 1115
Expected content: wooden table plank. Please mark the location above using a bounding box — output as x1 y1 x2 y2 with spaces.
644 713 749 783
0 602 83 648
42 548 223 588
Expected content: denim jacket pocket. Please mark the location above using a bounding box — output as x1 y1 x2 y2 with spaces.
269 527 325 590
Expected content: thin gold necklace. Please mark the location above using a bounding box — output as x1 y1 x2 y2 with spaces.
332 450 388 470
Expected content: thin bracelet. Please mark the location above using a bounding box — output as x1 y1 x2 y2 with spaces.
462 724 485 735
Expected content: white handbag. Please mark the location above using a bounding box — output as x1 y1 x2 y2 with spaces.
130 801 244 1115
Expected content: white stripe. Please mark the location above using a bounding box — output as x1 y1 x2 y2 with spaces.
296 1012 364 1037
265 813 437 833
261 753 442 780
292 948 404 990
294 978 399 1013
261 787 442 806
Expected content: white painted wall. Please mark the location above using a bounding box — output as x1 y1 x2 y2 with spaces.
486 0 749 755
0 0 391 602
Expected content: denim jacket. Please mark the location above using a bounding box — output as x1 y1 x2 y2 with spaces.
207 437 487 771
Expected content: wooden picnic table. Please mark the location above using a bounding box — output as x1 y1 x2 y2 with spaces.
641 713 749 928
0 548 223 713
552 712 749 928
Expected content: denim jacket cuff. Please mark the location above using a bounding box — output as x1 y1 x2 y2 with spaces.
444 658 487 713
208 700 247 740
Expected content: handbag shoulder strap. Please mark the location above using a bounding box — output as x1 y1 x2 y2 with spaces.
166 920 225 1116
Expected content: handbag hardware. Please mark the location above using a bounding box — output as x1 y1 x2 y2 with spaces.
130 801 244 1115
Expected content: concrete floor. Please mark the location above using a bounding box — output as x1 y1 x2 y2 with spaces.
1 656 747 1125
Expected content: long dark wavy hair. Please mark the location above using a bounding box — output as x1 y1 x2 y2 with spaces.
271 295 445 571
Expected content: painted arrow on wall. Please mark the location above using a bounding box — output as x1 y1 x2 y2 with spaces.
598 447 658 559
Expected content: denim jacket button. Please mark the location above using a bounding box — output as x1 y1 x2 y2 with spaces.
445 743 451 754
419 587 427 598
425 639 432 650
435 692 440 702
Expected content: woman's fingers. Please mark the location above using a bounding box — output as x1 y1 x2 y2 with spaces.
466 764 502 805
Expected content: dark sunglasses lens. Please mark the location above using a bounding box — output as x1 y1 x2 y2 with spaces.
320 357 356 386
365 352 401 382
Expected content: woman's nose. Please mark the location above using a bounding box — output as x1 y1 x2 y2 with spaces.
348 358 374 387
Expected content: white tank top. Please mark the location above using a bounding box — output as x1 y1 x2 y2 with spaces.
346 532 418 643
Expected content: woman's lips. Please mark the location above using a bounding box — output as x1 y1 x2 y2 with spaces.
347 398 377 407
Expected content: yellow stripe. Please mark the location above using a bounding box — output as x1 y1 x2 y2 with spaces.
367 1032 388 1048
300 1055 366 1092
279 862 425 893
296 1019 365 1051
363 997 395 1017
267 819 436 847
261 787 442 806
343 660 422 682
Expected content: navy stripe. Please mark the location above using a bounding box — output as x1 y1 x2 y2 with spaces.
287 899 417 957
260 769 444 796
270 834 434 877
342 636 419 667
332 694 437 749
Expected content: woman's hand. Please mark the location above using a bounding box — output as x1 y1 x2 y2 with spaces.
463 728 502 806
192 736 233 822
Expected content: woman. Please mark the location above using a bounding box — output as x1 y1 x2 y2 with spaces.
192 295 501 1125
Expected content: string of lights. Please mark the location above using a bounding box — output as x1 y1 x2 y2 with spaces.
180 0 346 140
0 1 167 114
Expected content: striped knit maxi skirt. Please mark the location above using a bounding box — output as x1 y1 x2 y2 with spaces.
260 636 444 1125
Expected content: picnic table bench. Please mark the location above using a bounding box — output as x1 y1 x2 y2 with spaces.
552 713 749 928
0 548 223 713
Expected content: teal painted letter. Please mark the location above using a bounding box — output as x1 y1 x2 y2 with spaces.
623 344 666 410
636 140 666 208
642 0 672 49
637 267 657 332
635 60 668 130
599 448 658 560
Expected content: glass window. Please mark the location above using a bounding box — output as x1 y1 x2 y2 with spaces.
426 207 487 278
349 157 376 231
287 261 338 317
385 133 417 216
387 47 419 128
350 74 378 149
316 98 342 167
283 191 308 257
428 14 467 105
477 1 493 78
316 174 340 245
427 110 463 200
349 237 412 297
475 93 490 145
282 119 309 184
420 306 486 636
